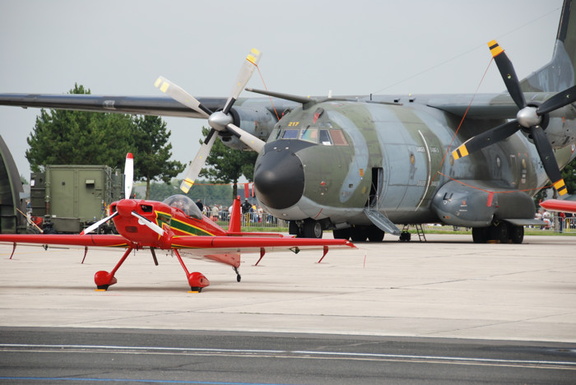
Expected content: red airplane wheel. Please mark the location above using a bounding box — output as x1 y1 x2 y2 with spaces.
187 272 210 293
94 270 117 290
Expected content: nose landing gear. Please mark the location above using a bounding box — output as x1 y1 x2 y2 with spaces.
289 219 324 238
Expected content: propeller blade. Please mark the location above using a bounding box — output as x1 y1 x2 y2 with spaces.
452 120 521 159
222 48 262 115
154 76 212 117
131 211 165 235
180 129 218 193
488 40 526 109
537 84 576 115
124 152 134 199
226 122 266 153
81 212 118 235
530 126 568 196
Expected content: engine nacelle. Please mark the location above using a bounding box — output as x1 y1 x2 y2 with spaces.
432 180 535 227
544 110 576 148
219 106 277 151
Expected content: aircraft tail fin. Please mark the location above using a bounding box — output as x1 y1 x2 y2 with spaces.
520 0 576 92
228 196 242 233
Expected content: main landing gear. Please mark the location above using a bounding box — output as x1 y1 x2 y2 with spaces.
93 247 211 292
333 225 385 242
472 221 524 244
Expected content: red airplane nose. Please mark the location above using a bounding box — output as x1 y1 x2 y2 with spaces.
116 199 138 217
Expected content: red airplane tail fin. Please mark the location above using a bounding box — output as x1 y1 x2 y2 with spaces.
228 196 242 233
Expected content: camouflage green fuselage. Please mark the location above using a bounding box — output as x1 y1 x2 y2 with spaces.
254 97 576 228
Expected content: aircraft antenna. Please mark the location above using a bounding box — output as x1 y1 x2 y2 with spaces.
255 64 281 121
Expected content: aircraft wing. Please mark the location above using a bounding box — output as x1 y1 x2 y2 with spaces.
426 93 519 119
0 91 523 120
171 235 356 255
0 234 130 248
0 93 228 118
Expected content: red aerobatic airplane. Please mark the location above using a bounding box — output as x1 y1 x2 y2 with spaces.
1 154 355 292
540 198 576 214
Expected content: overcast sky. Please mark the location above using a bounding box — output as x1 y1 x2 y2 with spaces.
0 0 564 181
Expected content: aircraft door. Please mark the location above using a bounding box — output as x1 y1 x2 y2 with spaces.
368 167 383 208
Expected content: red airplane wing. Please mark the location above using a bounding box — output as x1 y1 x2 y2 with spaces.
540 199 576 214
0 234 130 248
171 235 356 253
173 235 356 268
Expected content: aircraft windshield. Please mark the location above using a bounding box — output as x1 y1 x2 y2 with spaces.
162 195 203 219
278 127 348 146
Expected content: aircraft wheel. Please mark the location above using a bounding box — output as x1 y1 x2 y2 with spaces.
508 224 524 244
303 219 323 238
94 270 117 290
333 228 351 240
289 221 301 237
472 227 488 243
367 226 385 242
350 227 367 242
399 231 411 242
489 222 508 243
187 272 210 292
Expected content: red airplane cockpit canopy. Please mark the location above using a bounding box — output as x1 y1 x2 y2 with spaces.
162 195 203 219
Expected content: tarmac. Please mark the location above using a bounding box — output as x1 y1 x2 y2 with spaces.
0 233 575 343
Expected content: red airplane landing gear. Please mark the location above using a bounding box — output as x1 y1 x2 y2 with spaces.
93 247 133 291
173 249 210 292
94 270 117 290
187 271 210 293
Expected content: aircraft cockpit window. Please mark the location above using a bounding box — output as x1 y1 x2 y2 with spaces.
282 129 299 139
319 130 332 145
300 127 319 143
162 194 203 219
330 130 348 146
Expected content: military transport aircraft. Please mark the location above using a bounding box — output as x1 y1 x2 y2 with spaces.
1 0 576 244
0 153 355 292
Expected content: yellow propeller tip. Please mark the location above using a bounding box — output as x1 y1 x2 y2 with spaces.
487 40 504 57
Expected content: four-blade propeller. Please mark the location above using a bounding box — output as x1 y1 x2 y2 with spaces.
154 48 266 194
451 40 574 196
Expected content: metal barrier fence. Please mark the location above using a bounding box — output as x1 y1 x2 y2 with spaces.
209 212 289 229
553 216 576 233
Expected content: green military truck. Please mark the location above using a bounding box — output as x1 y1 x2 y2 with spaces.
30 165 123 233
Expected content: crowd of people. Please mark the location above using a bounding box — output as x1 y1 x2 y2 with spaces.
535 209 575 232
194 198 279 225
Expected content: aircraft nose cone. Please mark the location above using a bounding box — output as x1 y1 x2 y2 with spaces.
116 199 138 217
254 143 306 210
